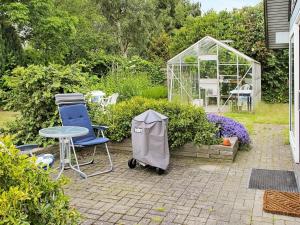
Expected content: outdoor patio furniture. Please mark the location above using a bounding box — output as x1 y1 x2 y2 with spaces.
100 93 119 110
55 93 113 178
16 144 55 169
230 86 252 111
89 90 106 104
39 126 89 179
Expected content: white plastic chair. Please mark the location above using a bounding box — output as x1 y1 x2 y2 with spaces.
100 93 119 110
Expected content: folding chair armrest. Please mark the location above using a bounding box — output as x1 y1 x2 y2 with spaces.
92 125 109 131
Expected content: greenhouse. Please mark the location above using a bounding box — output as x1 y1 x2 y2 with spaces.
167 36 261 112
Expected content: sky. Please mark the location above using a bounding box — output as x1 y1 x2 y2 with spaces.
194 0 261 12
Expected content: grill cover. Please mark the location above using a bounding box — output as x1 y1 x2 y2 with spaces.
131 110 169 170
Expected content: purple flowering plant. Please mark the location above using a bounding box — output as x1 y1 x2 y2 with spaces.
207 113 250 145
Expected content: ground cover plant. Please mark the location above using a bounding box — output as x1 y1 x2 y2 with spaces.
207 114 250 145
91 97 220 150
0 136 79 224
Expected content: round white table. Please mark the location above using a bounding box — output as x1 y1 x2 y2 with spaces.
39 126 89 179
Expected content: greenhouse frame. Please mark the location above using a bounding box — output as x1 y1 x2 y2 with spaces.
167 36 261 112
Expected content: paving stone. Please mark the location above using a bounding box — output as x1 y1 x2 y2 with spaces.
63 124 297 225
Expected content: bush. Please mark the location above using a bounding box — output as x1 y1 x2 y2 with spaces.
207 114 250 145
140 86 168 99
3 64 94 145
125 56 165 85
91 97 219 150
86 53 165 85
93 71 152 101
0 136 80 224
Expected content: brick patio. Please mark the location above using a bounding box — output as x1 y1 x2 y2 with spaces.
63 124 299 225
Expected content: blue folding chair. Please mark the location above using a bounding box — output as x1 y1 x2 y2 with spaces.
55 93 113 178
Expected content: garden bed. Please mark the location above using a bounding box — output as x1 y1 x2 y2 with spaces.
35 137 239 162
107 137 239 162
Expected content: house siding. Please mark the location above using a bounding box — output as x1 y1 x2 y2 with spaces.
265 0 290 49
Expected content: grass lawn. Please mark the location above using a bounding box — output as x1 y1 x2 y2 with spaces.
224 102 289 144
0 111 19 128
224 102 288 132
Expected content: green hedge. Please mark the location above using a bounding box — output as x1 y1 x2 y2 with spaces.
0 136 80 224
90 97 219 150
3 64 93 145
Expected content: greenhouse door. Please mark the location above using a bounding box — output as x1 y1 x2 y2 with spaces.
289 26 300 163
198 55 220 111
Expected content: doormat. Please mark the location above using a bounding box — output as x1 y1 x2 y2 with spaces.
248 169 298 192
264 190 300 217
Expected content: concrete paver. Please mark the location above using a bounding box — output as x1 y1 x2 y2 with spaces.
63 124 294 225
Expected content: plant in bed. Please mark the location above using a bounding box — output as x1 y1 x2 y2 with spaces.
207 113 250 146
90 97 220 150
0 136 80 224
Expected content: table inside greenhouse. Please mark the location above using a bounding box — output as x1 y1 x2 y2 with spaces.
229 90 252 111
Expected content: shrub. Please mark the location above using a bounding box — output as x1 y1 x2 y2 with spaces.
0 136 80 224
90 97 219 150
140 86 168 99
125 56 165 85
86 52 165 85
3 63 94 145
93 71 152 101
207 113 250 145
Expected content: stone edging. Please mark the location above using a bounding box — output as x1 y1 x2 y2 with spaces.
108 137 239 162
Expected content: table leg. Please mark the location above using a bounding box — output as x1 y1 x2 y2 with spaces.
56 137 87 180
56 137 65 180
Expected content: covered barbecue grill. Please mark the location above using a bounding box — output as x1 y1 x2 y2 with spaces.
128 110 169 174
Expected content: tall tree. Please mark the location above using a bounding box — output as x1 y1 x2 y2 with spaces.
54 0 113 64
96 0 157 57
0 0 77 68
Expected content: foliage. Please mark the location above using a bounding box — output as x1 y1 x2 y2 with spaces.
2 64 94 145
90 97 219 149
140 86 168 99
96 0 157 57
207 114 250 145
125 56 165 85
262 49 289 103
86 53 165 85
0 0 78 67
0 136 80 224
94 71 152 101
54 0 112 64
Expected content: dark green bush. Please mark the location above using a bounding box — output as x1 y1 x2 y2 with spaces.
3 64 94 145
90 97 219 150
140 86 168 99
0 136 80 224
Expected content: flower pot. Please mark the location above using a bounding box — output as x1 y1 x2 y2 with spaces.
223 138 231 146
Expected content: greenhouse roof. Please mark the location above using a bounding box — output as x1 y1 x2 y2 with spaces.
167 36 260 64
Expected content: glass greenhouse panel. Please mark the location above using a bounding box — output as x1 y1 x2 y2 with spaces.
167 36 261 113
